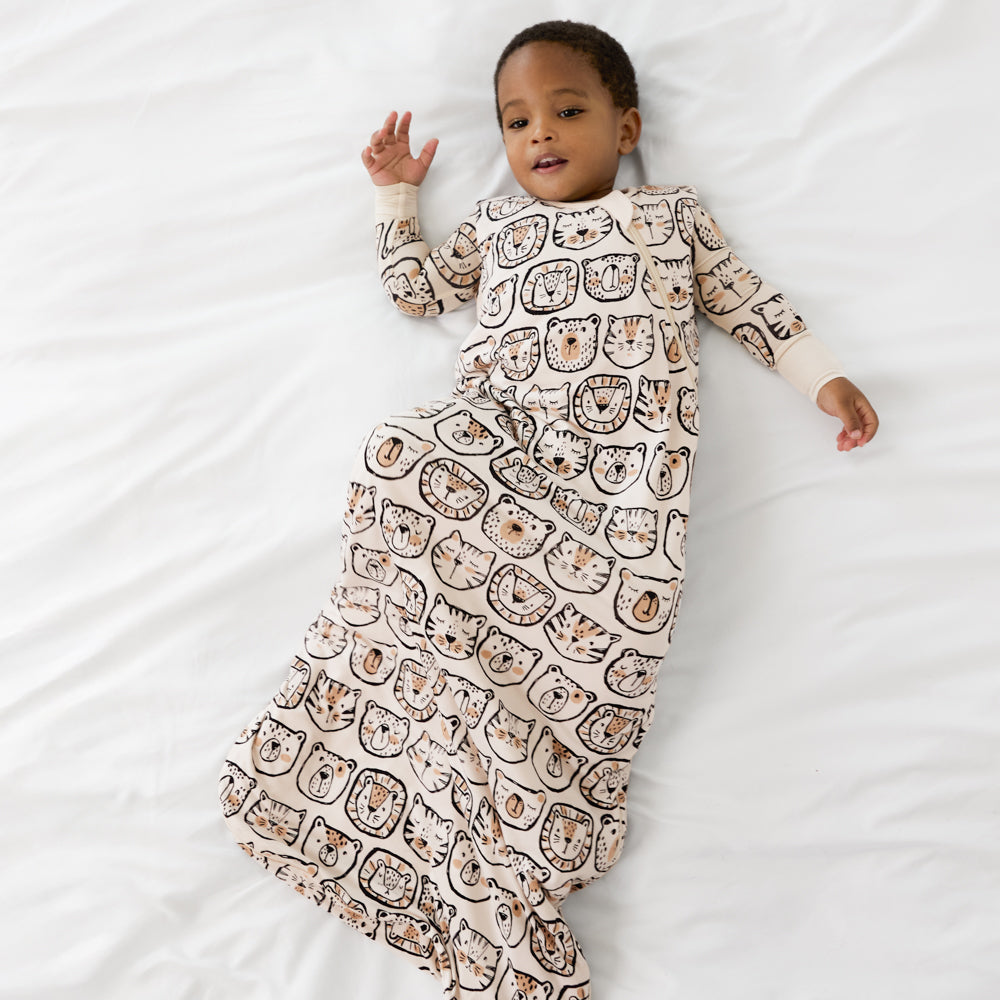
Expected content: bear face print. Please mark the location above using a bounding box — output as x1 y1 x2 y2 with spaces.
379 500 435 558
433 409 503 456
646 442 690 501
613 567 679 634
590 442 646 495
603 313 655 369
476 626 543 686
305 670 360 732
363 424 435 479
539 803 593 873
358 700 410 758
544 603 621 663
582 253 639 302
348 632 398 685
493 769 547 831
345 768 407 839
520 260 579 314
576 704 645 754
251 713 306 777
532 725 586 792
295 741 356 804
447 830 490 902
302 816 362 876
487 564 556 627
605 648 661 698
349 542 400 586
483 494 556 557
425 593 485 660
543 314 600 372
527 664 597 722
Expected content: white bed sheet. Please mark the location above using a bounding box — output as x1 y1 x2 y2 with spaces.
3 1 999 997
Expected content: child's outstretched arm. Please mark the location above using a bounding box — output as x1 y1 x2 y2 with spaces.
362 110 439 188
363 111 481 317
815 377 879 452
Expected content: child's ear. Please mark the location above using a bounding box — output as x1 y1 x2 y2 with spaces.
618 108 642 155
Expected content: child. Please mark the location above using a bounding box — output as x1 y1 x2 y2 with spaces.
220 20 878 999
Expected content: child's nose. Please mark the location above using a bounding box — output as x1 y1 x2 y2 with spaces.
531 118 556 142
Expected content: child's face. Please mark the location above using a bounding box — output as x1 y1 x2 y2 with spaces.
496 41 640 204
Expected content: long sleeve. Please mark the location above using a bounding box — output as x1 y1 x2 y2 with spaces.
687 192 845 402
375 182 481 317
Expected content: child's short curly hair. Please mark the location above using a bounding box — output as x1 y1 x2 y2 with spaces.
493 20 639 128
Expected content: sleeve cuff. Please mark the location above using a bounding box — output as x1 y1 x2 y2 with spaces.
774 333 846 402
374 181 420 218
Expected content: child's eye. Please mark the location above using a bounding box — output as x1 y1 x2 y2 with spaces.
559 108 583 119
507 118 528 130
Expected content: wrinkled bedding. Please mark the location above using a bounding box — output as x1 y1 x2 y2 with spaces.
3 1 999 997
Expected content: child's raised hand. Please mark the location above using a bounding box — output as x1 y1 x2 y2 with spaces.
362 110 439 187
815 377 879 451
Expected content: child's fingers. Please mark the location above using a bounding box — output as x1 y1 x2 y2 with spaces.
418 137 439 170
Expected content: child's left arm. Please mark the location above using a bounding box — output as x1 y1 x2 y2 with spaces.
815 376 879 451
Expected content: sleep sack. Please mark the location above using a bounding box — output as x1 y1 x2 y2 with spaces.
219 180 845 998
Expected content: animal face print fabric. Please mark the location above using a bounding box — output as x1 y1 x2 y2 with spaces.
220 183 840 998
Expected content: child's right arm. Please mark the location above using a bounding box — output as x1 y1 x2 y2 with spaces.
362 111 481 317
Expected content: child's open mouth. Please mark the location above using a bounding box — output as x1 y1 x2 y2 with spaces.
533 155 567 173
